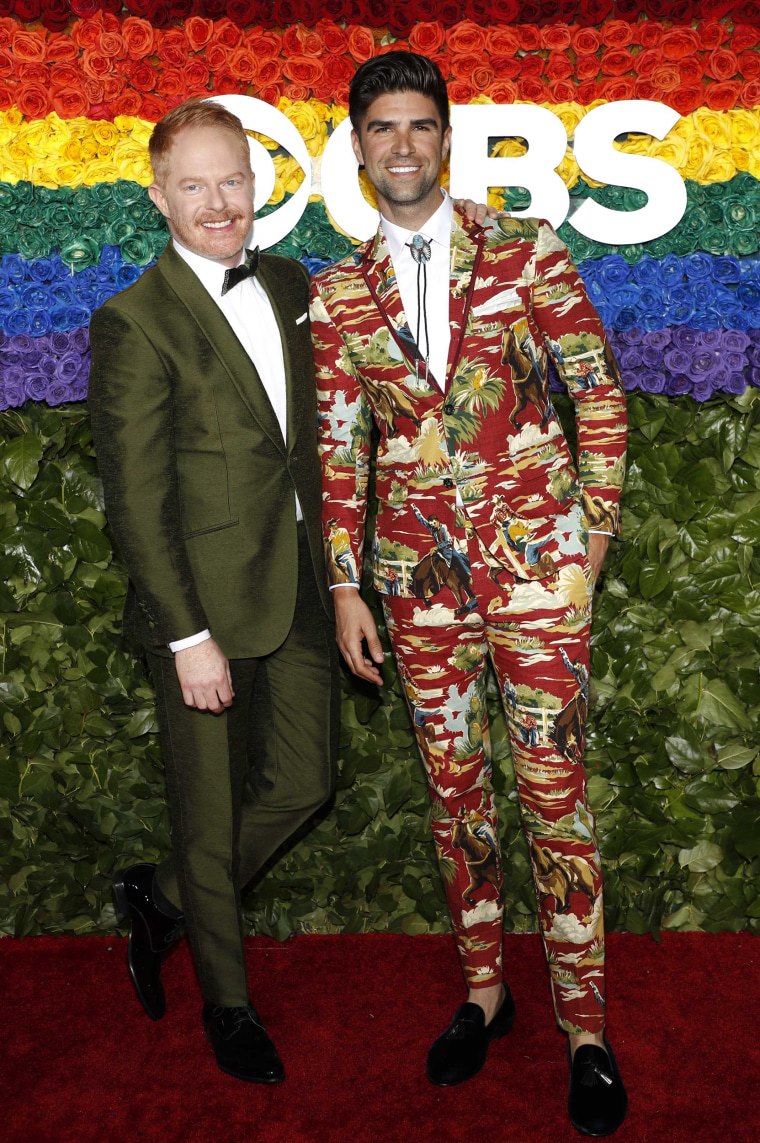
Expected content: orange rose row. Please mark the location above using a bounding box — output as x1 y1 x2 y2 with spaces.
2 12 759 122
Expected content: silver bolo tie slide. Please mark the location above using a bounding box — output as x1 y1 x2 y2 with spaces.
409 233 432 264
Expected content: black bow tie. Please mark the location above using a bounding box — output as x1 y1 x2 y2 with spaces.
221 247 260 296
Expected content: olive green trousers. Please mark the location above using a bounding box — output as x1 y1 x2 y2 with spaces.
147 526 339 1006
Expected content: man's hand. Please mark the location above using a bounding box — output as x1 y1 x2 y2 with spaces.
454 198 504 225
333 588 384 685
588 533 610 583
174 638 234 712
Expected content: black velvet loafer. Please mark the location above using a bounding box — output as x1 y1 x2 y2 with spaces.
112 863 183 1021
203 1004 285 1084
568 1036 628 1136
426 985 516 1086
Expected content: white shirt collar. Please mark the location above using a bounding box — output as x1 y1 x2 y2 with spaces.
380 190 453 264
173 239 246 296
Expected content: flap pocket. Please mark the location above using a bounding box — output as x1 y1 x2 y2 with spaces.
183 518 239 540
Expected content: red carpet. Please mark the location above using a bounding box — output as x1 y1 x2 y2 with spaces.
3 932 758 1143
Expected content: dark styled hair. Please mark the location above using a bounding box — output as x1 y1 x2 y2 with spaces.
349 51 449 135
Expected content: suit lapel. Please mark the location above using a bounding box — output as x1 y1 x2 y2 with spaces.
445 210 487 391
156 244 286 455
255 256 303 455
362 228 408 331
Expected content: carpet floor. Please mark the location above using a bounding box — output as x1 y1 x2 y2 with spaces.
3 931 758 1143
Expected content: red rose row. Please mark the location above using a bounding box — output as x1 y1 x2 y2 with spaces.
2 13 759 121
3 0 760 34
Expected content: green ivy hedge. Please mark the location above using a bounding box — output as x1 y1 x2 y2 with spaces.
1 391 759 940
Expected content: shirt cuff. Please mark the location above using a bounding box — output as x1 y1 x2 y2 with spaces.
329 583 360 590
588 530 615 537
168 629 211 652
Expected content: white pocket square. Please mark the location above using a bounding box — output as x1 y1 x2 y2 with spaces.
296 312 308 325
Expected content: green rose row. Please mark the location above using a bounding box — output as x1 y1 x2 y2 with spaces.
2 171 760 269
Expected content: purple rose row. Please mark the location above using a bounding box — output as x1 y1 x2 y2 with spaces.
2 325 760 412
0 328 90 409
608 327 760 401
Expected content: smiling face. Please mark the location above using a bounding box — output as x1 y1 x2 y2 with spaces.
148 125 255 268
351 91 451 228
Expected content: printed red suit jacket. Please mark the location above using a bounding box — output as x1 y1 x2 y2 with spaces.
311 210 627 597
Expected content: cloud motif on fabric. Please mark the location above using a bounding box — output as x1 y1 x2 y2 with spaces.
461 899 504 929
412 604 482 628
543 893 603 945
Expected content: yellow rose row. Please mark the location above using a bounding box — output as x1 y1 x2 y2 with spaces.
1 100 759 192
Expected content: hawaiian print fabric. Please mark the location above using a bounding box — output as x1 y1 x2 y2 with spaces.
383 529 605 1034
311 210 628 594
314 209 625 1032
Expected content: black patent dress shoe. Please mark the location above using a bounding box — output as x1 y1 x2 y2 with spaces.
568 1036 628 1136
426 985 516 1086
112 863 182 1021
203 1004 285 1084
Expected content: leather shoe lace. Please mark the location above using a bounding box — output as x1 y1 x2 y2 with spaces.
568 1036 628 1136
203 1003 285 1084
427 985 515 1086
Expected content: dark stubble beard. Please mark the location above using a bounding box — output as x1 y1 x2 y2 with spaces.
373 164 442 212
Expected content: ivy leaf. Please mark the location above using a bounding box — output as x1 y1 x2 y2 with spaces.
683 779 739 814
716 743 757 770
678 841 723 872
698 679 752 731
125 708 158 738
400 912 429 935
638 565 669 599
355 784 380 818
69 519 111 563
3 435 43 491
385 767 412 816
83 712 116 738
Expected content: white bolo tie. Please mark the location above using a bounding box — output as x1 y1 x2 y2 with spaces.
408 233 432 384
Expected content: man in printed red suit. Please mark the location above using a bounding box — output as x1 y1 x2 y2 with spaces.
312 53 628 1135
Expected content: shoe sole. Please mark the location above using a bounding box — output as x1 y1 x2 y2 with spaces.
214 1064 285 1085
568 1099 628 1138
112 873 166 1022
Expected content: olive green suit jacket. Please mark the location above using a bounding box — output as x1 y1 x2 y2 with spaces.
88 243 333 659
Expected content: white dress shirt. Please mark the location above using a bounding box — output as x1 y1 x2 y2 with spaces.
380 190 453 391
168 240 301 652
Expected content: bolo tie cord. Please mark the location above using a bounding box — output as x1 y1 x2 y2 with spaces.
409 234 432 384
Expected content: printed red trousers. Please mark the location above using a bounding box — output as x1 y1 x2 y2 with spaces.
383 531 605 1034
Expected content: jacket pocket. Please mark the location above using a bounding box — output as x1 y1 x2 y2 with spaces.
182 518 239 540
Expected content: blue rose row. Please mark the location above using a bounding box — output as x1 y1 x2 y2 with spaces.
3 247 760 341
578 253 760 334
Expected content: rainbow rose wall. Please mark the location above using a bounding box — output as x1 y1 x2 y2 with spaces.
1 1 759 942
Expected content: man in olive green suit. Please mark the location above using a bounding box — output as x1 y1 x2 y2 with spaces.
88 99 339 1084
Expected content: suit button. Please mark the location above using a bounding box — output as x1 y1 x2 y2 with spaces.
443 402 455 415
443 478 454 489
